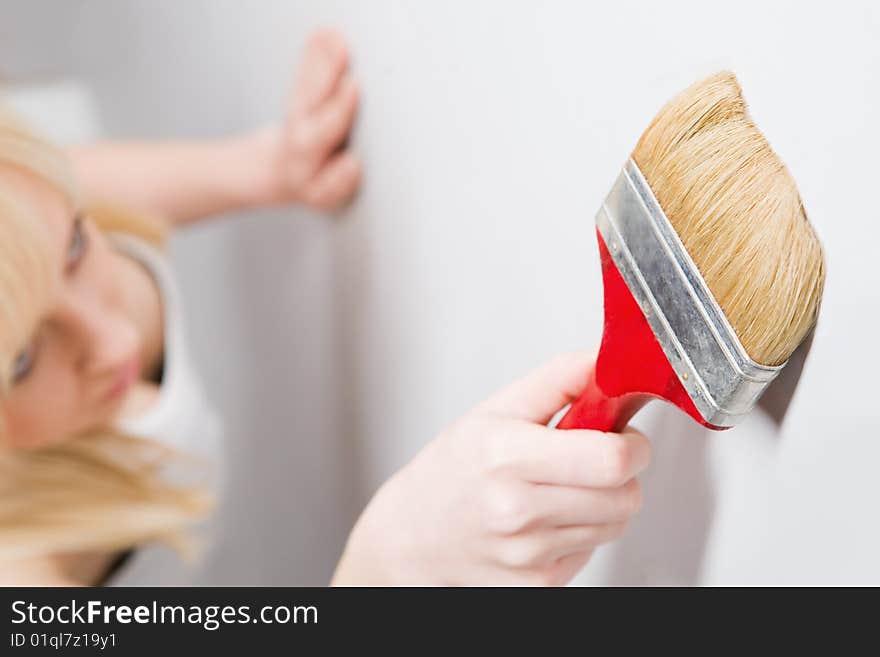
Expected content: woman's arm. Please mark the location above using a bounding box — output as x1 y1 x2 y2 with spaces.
68 135 277 224
68 28 361 225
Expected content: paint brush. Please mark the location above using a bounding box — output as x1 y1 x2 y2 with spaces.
558 72 825 432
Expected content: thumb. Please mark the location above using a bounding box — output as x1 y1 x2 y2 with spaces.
476 351 596 425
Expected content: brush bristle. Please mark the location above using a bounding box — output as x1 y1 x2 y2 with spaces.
631 72 825 366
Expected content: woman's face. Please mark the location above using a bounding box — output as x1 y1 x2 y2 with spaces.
1 166 143 449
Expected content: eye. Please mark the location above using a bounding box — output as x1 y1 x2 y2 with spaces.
66 214 89 272
11 343 37 384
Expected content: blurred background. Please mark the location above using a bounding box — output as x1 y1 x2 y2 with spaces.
0 0 877 585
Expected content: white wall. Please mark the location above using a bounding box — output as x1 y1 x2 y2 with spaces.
1 0 878 585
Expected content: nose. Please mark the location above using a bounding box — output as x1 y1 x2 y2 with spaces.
60 294 140 377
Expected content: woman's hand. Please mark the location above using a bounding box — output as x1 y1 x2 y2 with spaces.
68 28 361 224
332 352 652 586
251 28 361 211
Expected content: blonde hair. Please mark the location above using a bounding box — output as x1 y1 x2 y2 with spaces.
0 109 209 564
632 72 825 366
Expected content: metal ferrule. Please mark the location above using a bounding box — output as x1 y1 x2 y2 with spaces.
596 158 784 428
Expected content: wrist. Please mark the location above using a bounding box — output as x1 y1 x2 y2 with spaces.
331 476 417 586
331 514 392 586
216 126 286 210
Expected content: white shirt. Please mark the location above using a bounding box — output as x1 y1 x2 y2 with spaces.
105 234 225 586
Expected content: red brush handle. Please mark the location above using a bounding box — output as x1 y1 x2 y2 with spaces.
556 367 650 432
557 231 719 433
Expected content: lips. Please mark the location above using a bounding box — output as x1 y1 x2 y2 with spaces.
104 354 140 401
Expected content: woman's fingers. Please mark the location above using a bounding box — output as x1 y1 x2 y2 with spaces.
495 524 626 570
531 478 643 527
476 351 594 424
486 419 651 488
544 550 594 586
543 524 627 562
483 479 642 536
305 74 359 159
276 29 360 208
290 28 349 116
300 151 362 210
285 68 357 170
